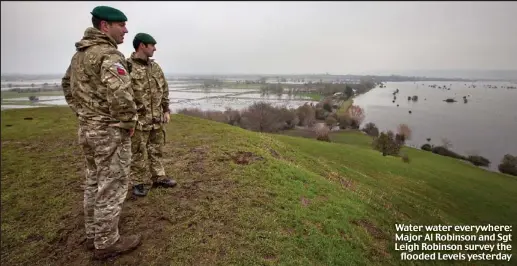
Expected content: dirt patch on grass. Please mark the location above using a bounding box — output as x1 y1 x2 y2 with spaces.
281 227 295 236
269 148 280 158
46 170 239 265
339 177 356 191
190 146 209 155
350 219 391 261
350 219 387 240
167 145 210 175
232 151 264 165
368 242 392 261
43 206 89 265
338 229 349 240
2 131 250 265
395 209 412 221
300 196 311 207
326 172 357 191
263 254 278 262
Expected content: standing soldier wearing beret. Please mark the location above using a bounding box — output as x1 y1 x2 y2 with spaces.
61 6 142 259
127 33 177 197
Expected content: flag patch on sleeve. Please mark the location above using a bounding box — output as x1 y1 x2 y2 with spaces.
114 63 126 75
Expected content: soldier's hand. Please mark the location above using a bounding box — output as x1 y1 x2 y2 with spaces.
129 127 135 137
163 112 170 124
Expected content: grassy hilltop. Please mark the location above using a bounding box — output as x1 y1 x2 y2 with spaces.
1 107 516 266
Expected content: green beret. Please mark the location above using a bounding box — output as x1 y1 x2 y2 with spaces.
134 33 157 45
91 6 127 22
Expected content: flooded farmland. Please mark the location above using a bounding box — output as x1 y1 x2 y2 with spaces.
0 79 318 112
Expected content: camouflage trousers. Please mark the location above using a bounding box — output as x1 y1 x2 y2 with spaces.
78 122 131 249
130 127 166 185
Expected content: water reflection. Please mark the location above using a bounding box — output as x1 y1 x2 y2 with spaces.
2 91 318 114
354 81 517 171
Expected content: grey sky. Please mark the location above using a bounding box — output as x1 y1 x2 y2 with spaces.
1 1 516 76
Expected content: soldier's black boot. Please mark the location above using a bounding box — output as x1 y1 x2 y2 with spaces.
132 184 148 197
152 177 177 188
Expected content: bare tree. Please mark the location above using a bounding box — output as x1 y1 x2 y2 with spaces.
296 104 316 126
397 124 412 140
348 105 365 126
240 102 284 132
441 138 453 149
314 123 330 142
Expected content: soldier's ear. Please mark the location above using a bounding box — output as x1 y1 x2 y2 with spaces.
99 20 112 32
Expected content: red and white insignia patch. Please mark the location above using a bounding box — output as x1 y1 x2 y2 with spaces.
114 63 126 75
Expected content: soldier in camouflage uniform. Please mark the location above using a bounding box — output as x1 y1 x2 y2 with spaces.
127 33 177 197
61 6 142 259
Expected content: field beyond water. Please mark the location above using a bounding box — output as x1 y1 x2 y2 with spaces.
1 85 320 112
1 107 516 265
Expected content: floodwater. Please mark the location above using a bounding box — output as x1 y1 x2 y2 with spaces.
353 81 517 172
228 93 312 100
0 79 61 88
1 84 317 112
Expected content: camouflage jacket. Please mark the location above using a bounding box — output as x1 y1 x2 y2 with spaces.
127 52 170 131
61 27 137 129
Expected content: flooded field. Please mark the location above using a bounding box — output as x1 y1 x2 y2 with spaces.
354 81 517 172
0 79 62 89
1 80 318 112
6 96 64 101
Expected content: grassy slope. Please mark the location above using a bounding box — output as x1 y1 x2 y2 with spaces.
2 107 516 266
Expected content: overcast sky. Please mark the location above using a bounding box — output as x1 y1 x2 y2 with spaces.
1 1 516 76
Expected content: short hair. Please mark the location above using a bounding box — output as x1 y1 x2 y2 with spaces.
133 39 149 51
91 16 112 30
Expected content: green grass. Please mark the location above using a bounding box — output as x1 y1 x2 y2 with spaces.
298 92 322 101
337 98 354 115
2 106 516 265
329 130 374 148
220 82 263 90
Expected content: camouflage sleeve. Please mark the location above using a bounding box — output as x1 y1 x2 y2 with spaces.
100 52 137 129
156 64 170 113
158 65 170 113
61 64 78 114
